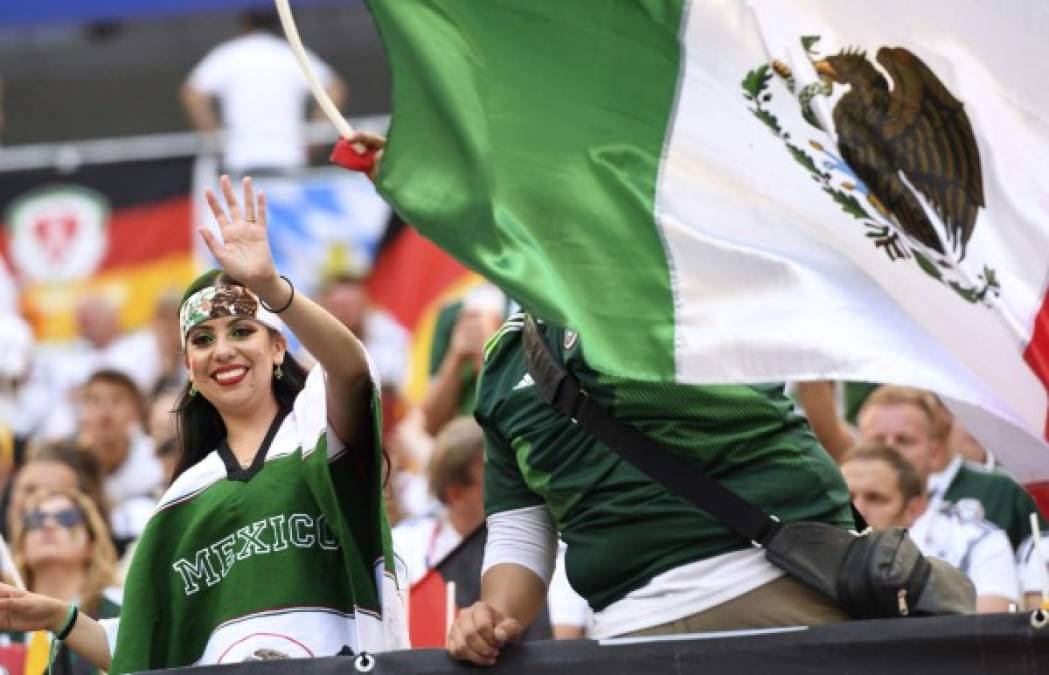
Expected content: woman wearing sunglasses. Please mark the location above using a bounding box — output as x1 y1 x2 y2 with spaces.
0 176 405 673
4 488 119 674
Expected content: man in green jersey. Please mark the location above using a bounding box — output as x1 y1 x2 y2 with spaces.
447 315 853 665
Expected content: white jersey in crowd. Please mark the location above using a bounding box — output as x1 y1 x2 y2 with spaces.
188 31 335 172
909 498 1020 603
34 330 161 441
364 310 410 391
392 511 464 586
105 430 164 542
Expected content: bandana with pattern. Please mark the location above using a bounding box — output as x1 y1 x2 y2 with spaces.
179 285 283 347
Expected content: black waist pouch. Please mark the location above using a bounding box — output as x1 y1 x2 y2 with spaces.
764 522 975 618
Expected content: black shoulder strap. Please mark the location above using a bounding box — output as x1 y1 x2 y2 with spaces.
521 316 781 546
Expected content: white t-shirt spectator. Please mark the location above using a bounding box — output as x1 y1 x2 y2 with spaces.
392 511 463 586
0 258 17 316
910 498 1020 603
34 330 160 441
188 31 335 172
365 310 410 391
105 430 164 543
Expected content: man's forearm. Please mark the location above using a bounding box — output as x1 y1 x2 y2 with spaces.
420 354 468 435
180 85 219 132
480 563 549 630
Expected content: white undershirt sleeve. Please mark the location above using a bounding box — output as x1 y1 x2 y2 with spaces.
482 505 558 586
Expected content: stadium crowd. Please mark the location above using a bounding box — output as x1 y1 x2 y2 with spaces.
2 264 1046 634
0 8 1046 673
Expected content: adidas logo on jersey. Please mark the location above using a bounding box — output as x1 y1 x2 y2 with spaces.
513 373 535 391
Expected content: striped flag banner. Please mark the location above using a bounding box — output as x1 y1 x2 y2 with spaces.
365 0 1049 484
0 156 196 341
364 213 482 403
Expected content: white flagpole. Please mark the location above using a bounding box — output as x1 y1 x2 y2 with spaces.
274 0 355 140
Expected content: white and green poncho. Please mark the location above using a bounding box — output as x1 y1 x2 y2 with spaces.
109 366 407 672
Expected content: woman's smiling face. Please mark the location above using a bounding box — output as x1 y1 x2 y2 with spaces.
185 315 285 416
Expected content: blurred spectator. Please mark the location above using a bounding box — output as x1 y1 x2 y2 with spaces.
147 386 181 488
78 370 162 553
858 385 1047 549
947 416 995 471
0 256 16 316
148 292 186 396
13 488 120 618
45 294 160 440
385 410 436 523
1 442 107 544
793 380 855 462
154 437 178 490
393 417 485 585
856 386 949 477
318 272 409 394
74 294 158 392
421 285 507 435
0 315 51 456
147 387 180 451
842 442 1018 613
7 488 120 673
180 9 347 174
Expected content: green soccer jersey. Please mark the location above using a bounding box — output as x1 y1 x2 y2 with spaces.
110 367 405 672
944 462 1047 550
477 316 853 611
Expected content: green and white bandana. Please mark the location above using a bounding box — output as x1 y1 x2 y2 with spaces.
179 285 283 347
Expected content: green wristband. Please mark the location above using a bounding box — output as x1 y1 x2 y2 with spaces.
54 604 78 641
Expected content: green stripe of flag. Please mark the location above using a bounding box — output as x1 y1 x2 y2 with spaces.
368 0 686 379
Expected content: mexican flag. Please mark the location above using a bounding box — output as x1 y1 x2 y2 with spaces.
364 1 1049 484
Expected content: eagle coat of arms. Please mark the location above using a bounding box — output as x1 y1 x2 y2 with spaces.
742 37 998 305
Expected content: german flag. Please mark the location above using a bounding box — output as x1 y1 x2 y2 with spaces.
0 157 197 341
365 212 484 403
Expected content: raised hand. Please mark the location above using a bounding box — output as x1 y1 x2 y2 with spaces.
0 583 67 633
200 175 278 291
449 308 487 370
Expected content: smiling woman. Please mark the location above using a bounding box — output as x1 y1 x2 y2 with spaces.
174 274 309 478
0 176 407 673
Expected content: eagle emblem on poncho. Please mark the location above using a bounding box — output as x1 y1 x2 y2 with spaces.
742 37 998 305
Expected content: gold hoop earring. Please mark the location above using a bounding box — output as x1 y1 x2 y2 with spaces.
274 364 284 381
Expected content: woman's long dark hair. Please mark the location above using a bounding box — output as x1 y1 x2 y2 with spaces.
172 271 308 481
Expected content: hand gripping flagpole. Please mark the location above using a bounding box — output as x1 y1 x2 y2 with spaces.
274 0 377 173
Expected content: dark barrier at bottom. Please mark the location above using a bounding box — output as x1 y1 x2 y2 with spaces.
145 612 1049 675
